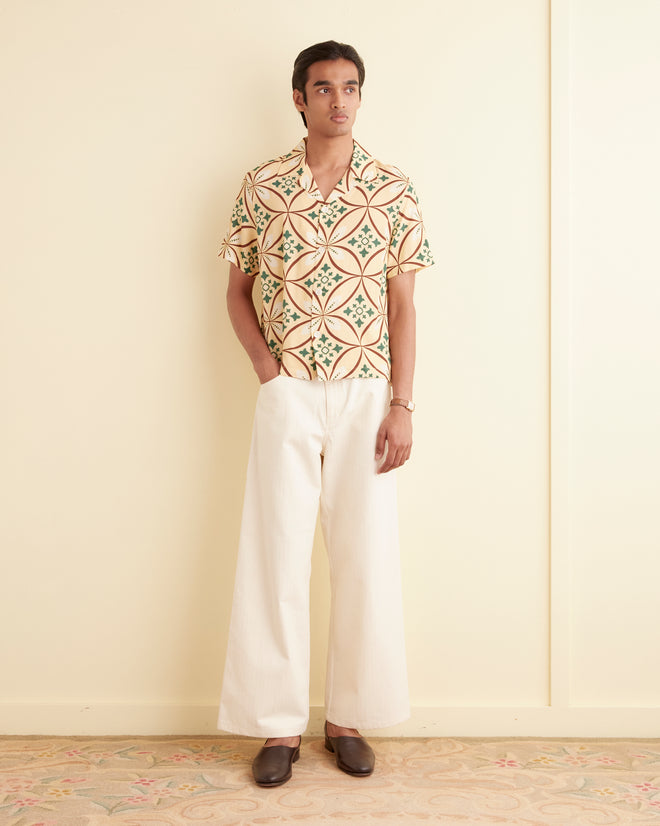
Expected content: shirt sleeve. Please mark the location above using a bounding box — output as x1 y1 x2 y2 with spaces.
386 179 435 278
218 175 260 277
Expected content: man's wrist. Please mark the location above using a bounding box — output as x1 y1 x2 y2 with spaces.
390 397 415 413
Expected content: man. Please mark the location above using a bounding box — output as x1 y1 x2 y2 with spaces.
217 40 434 787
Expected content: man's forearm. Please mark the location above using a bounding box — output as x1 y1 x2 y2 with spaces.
388 275 416 400
226 264 279 383
375 270 417 473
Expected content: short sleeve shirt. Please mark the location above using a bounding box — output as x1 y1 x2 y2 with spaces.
218 139 434 381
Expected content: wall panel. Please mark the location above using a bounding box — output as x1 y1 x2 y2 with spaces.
565 0 660 708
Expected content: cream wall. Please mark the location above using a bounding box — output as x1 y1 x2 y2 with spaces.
552 0 660 711
0 0 656 737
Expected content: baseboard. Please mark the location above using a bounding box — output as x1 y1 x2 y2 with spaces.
2 703 660 738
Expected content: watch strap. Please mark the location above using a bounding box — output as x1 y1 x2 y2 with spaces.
390 397 415 412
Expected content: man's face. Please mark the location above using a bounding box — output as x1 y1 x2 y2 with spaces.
293 58 361 137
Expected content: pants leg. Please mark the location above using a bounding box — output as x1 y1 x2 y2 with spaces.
217 376 323 737
320 378 410 730
218 376 410 737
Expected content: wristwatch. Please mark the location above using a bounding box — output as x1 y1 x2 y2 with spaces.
390 397 415 412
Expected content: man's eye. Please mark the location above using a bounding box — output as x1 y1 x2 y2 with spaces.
345 87 355 93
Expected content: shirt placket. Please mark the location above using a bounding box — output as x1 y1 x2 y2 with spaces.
309 196 340 379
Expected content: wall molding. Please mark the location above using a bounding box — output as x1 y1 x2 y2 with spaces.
2 704 659 738
549 0 573 710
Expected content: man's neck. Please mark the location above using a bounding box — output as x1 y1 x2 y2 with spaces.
304 132 354 172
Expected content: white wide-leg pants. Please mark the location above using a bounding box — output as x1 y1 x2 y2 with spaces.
217 376 409 737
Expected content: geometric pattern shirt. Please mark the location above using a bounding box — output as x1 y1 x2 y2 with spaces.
219 138 434 381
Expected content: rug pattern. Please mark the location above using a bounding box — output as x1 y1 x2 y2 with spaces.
1 737 660 825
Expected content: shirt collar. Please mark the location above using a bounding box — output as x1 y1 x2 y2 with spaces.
291 138 378 201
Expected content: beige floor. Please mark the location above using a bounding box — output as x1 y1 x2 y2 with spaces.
2 735 660 824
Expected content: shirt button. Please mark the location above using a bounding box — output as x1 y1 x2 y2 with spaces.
321 206 331 215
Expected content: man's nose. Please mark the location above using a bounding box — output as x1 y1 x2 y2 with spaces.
331 92 345 108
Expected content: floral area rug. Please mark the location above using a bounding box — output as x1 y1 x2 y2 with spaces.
1 736 660 825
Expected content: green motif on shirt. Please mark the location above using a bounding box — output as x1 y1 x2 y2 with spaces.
348 224 381 258
343 294 375 328
231 197 251 228
282 300 301 324
304 264 342 297
315 334 343 367
261 274 278 302
320 203 347 229
273 175 299 196
253 204 272 232
278 229 304 262
240 249 258 273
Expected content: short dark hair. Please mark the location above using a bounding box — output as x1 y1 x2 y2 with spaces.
292 40 365 127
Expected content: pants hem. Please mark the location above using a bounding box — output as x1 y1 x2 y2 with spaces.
326 709 411 731
217 718 308 739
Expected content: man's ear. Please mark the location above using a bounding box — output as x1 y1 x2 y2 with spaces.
292 89 305 112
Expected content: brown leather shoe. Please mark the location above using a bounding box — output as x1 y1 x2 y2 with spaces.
252 737 301 787
324 721 375 776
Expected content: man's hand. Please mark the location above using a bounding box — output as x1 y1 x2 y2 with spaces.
375 405 413 473
256 355 281 385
